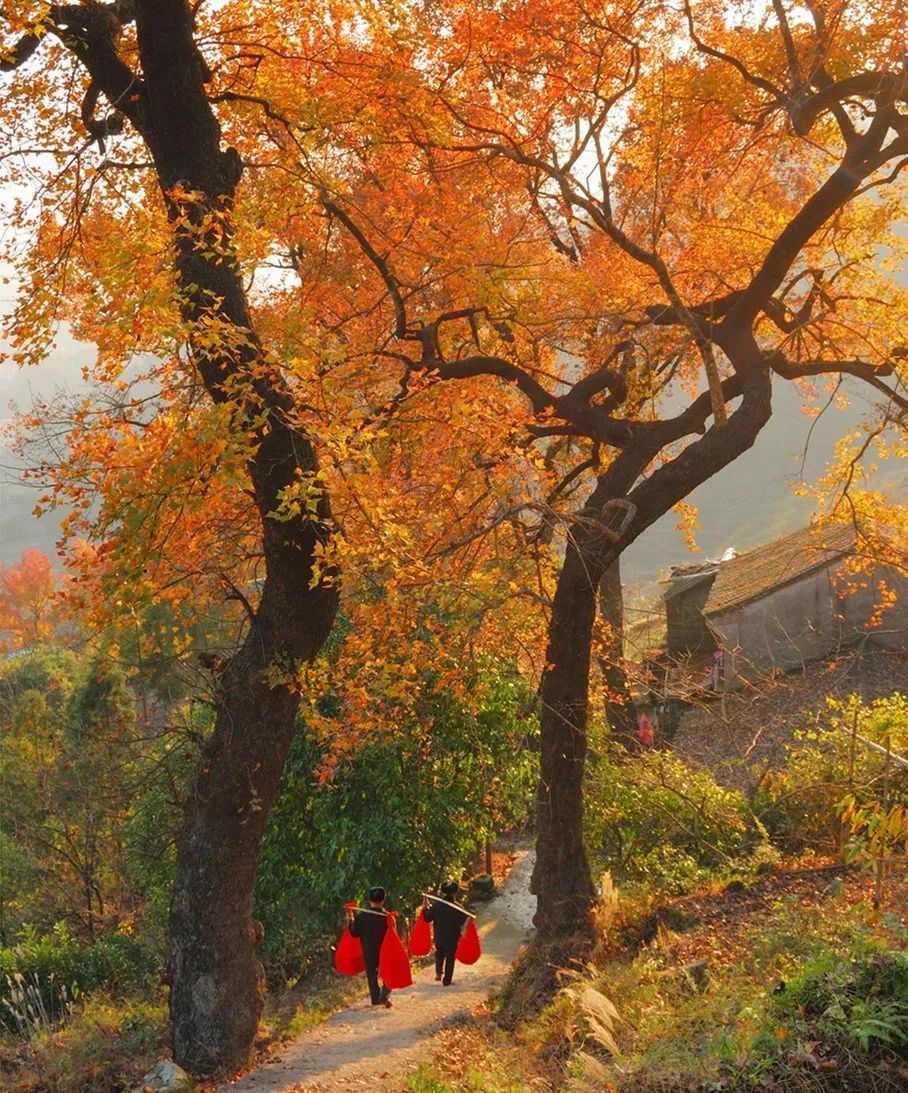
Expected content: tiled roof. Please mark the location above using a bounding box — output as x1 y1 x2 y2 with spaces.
705 523 857 617
663 566 719 600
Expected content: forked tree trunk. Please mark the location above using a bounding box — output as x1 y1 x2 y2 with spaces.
531 364 772 947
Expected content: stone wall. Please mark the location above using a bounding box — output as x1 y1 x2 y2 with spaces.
708 562 908 688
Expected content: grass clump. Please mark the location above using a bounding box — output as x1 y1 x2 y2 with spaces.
0 989 167 1093
0 924 161 1034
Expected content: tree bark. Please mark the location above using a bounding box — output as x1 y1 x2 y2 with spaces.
597 559 637 747
531 358 772 944
168 646 307 1072
532 542 600 940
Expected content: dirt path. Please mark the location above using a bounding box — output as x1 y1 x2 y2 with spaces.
224 854 535 1092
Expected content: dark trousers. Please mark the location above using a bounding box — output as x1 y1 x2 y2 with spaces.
435 947 456 985
365 960 388 1004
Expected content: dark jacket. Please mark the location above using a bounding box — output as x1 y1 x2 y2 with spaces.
349 908 388 964
424 898 468 952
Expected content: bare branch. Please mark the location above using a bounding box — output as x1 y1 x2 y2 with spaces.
797 71 908 135
209 90 308 134
772 0 804 93
432 354 557 417
771 356 908 414
321 193 409 340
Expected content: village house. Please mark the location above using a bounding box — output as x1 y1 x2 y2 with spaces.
636 522 907 737
665 522 907 687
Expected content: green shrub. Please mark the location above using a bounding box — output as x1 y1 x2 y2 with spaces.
255 671 538 974
771 948 908 1050
0 925 161 1033
754 694 908 856
519 883 907 1090
720 946 908 1090
585 746 750 892
0 645 84 725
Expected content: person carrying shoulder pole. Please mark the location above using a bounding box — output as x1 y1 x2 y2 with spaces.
423 881 469 986
347 886 392 1007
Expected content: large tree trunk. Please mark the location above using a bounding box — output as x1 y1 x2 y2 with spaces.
530 363 772 949
167 419 337 1076
168 643 317 1070
126 4 342 1074
597 559 637 747
532 543 599 940
167 418 338 1077
167 423 338 1073
168 666 296 1072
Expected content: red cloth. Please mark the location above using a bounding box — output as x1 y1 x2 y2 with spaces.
334 926 364 976
408 909 432 957
637 713 655 746
455 918 481 965
379 911 413 989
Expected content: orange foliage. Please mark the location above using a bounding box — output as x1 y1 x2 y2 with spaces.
1 1 906 741
0 548 59 651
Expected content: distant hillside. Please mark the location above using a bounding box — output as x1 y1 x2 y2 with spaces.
622 375 905 589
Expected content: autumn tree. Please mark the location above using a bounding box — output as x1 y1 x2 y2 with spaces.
282 0 908 947
4 0 907 1061
0 548 60 651
1 1 556 1072
1 3 340 1074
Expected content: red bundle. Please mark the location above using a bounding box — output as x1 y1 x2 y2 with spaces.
334 926 364 975
456 918 481 965
379 911 413 989
408 909 432 957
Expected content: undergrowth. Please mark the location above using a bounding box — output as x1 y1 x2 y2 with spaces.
506 879 908 1091
0 989 167 1093
0 963 365 1092
0 925 161 1034
406 1017 548 1092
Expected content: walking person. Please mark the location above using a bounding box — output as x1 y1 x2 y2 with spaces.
348 886 393 1007
423 881 469 986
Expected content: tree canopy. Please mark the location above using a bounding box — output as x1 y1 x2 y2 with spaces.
2 0 906 1076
